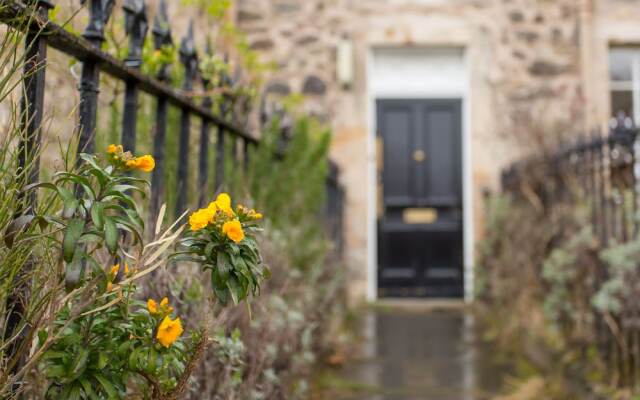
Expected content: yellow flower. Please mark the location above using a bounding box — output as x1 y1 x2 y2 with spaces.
189 208 214 231
107 144 123 154
215 193 234 217
124 263 129 275
222 220 245 243
206 201 218 213
160 297 174 313
156 316 184 348
135 155 155 172
147 299 158 314
110 264 120 277
253 212 263 220
126 155 155 172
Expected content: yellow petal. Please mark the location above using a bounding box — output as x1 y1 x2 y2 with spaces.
147 299 158 314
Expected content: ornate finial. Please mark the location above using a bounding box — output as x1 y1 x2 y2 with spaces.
152 0 172 80
123 0 148 68
179 20 198 91
200 37 214 88
81 0 115 46
219 54 234 116
37 0 55 9
152 0 172 48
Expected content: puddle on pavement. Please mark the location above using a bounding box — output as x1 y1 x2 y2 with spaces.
320 306 514 400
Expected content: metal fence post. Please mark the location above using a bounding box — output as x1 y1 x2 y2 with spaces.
215 123 225 191
78 0 114 155
215 63 233 191
149 0 171 224
175 21 197 216
242 137 250 171
121 0 148 153
17 0 53 208
8 0 54 376
198 44 213 206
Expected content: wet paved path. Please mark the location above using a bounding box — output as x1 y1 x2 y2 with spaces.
327 303 513 400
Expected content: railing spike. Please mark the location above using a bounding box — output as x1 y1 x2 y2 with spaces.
123 0 148 68
81 0 115 46
179 19 198 91
151 0 172 82
152 0 172 47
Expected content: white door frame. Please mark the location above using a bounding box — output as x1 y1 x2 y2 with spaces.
365 46 474 302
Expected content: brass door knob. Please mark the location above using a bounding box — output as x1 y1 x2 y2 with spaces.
413 149 425 162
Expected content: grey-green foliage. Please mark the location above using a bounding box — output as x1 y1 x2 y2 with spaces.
246 116 331 270
542 225 593 322
213 328 246 390
595 238 640 313
475 193 513 298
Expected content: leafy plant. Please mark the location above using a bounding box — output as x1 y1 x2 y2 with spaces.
18 146 154 291
178 194 269 306
41 294 192 398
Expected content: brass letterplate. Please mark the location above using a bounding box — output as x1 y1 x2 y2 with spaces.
403 208 438 224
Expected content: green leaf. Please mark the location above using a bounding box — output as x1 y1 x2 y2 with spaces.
213 285 229 304
93 373 118 398
104 217 118 255
217 252 231 283
69 348 89 380
62 198 79 219
109 184 146 197
21 181 59 194
147 347 157 374
226 275 241 305
4 214 35 247
263 264 272 280
54 172 96 200
91 202 105 230
97 352 108 370
37 329 48 347
78 378 97 399
63 219 85 263
65 255 85 292
57 186 74 203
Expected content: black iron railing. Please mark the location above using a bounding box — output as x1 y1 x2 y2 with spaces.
1 0 345 247
500 113 640 385
501 114 640 245
1 0 346 373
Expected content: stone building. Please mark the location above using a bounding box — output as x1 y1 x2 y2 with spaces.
235 0 640 303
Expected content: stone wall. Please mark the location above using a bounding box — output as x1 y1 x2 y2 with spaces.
236 0 640 303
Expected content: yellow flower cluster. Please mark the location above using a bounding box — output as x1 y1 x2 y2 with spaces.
147 297 183 348
106 144 155 172
187 194 266 244
147 297 173 315
106 263 129 292
188 193 249 244
237 204 263 220
107 144 123 154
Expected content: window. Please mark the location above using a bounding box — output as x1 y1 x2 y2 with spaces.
609 47 640 124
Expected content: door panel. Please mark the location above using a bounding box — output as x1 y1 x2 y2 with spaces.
423 107 460 203
381 106 414 204
377 99 463 298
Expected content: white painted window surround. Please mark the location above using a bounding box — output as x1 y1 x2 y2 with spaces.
366 46 474 302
